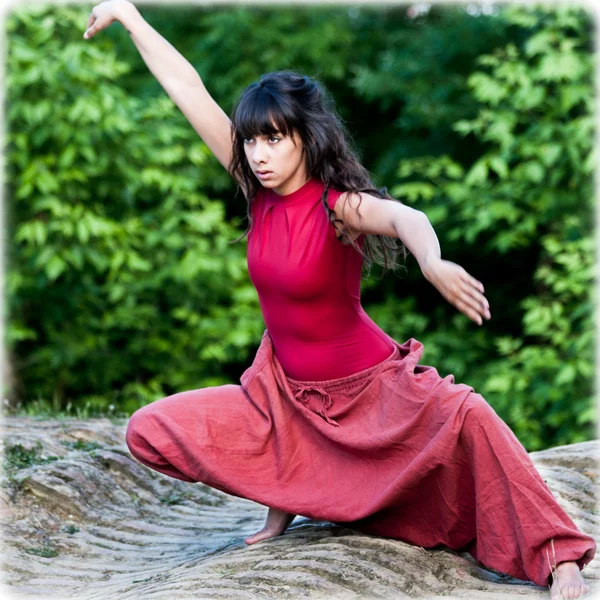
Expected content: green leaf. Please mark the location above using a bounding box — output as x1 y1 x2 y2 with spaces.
536 52 586 81
525 30 556 56
390 182 436 203
470 72 509 106
489 156 508 179
554 364 577 386
465 159 488 186
538 144 562 167
76 220 89 244
45 255 66 281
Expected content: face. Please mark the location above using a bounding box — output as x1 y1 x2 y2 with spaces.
243 128 309 196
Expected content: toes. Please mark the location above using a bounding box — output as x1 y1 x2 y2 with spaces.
244 531 266 545
571 585 579 599
561 585 575 599
244 527 279 545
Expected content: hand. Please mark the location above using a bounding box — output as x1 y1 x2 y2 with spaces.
422 258 491 326
83 0 134 39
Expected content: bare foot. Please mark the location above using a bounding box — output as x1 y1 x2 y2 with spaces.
244 507 296 545
549 561 591 599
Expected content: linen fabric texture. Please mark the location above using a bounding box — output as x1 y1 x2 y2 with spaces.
126 329 596 588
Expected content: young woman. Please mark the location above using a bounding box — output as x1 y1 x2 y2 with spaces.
85 2 595 598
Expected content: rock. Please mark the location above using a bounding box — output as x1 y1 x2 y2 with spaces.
1 417 597 599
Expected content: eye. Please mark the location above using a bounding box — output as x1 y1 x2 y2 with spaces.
243 137 254 144
269 136 280 143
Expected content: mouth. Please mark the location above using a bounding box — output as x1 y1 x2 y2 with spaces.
256 170 272 175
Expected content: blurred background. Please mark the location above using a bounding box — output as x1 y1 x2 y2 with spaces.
4 1 595 452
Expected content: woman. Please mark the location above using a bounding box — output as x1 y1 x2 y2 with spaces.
84 2 595 598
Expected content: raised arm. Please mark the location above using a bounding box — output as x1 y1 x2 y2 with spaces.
84 0 243 189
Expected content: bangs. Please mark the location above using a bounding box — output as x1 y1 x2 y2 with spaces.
234 87 295 140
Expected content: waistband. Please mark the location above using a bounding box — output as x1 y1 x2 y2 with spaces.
286 344 400 394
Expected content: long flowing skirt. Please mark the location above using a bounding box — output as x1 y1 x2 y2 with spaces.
125 329 596 588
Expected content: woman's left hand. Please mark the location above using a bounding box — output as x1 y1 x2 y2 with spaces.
422 258 491 326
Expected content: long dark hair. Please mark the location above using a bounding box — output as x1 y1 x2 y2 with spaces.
227 70 408 279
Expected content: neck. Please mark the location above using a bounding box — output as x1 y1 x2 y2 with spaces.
272 168 310 197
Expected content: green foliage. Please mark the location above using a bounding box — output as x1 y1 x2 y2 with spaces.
391 5 595 450
6 3 595 451
4 440 59 473
60 440 103 452
62 524 80 534
24 543 60 558
6 5 264 416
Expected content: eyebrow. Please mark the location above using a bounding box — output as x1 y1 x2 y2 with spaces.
246 130 283 138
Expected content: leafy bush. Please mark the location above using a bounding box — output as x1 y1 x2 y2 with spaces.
6 5 263 416
391 5 595 450
5 4 594 451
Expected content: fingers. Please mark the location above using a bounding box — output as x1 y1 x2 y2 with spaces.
461 270 484 293
454 284 491 326
84 10 97 39
459 280 490 315
459 272 490 315
455 297 485 325
434 263 491 326
84 17 95 38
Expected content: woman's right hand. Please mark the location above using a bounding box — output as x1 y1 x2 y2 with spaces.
83 0 134 39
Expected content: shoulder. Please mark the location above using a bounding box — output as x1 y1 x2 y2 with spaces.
326 189 366 243
328 189 404 239
327 189 365 218
325 187 346 211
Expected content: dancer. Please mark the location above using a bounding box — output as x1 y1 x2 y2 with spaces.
84 2 595 598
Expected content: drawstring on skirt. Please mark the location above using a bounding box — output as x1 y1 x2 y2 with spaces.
293 385 341 427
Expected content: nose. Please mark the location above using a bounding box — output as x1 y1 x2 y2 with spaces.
251 140 268 166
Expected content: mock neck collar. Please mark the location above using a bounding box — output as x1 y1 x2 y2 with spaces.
265 177 324 207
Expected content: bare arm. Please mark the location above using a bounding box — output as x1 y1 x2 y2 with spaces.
334 191 491 326
84 1 243 188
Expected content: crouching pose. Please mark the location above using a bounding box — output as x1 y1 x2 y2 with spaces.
84 2 596 598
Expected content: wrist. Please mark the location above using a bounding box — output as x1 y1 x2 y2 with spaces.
115 1 141 30
420 254 442 280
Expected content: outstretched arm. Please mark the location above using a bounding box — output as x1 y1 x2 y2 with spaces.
84 0 242 188
334 191 491 326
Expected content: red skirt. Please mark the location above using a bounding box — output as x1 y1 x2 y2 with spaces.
125 329 596 588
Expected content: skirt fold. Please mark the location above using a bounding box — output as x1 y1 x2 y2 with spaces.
125 328 596 589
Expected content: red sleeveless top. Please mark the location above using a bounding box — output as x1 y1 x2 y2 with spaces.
247 177 395 380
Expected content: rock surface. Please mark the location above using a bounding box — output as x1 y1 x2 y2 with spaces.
1 416 598 599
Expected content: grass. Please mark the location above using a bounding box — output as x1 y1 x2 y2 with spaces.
2 439 102 496
4 440 59 473
24 542 59 558
1 440 60 497
3 397 130 425
61 524 80 534
60 440 103 452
